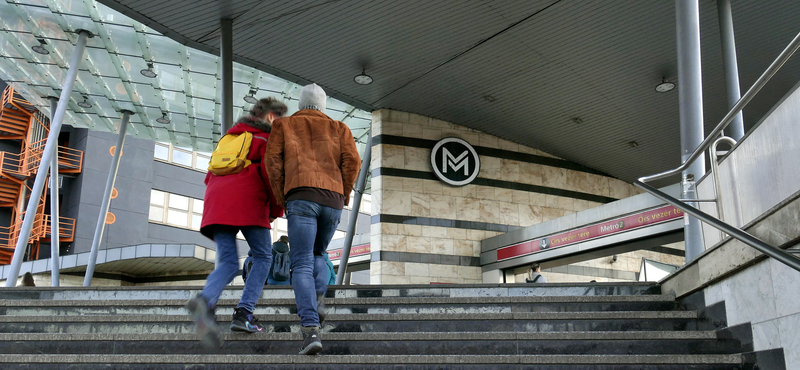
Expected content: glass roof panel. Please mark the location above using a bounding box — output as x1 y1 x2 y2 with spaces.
0 0 373 151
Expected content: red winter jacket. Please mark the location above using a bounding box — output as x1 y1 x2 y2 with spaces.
200 122 284 239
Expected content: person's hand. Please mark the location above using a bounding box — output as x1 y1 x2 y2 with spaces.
269 217 276 223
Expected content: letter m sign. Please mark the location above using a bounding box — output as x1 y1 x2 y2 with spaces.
442 148 469 175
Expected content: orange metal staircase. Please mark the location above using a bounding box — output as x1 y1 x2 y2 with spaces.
0 86 81 264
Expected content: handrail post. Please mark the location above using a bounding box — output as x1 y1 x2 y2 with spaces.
48 97 60 287
83 110 132 286
676 0 706 262
335 133 372 285
4 30 93 287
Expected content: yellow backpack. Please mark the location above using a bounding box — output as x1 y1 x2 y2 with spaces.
208 131 254 175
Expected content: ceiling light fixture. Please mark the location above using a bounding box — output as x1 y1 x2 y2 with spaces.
484 95 497 102
140 62 157 78
628 141 639 148
655 77 675 93
354 68 373 85
31 39 49 55
156 111 170 124
243 88 258 104
76 95 92 108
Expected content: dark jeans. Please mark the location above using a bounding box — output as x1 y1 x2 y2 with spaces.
199 225 271 313
286 200 342 327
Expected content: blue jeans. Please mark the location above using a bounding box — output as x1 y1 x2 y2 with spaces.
199 225 272 313
286 200 342 327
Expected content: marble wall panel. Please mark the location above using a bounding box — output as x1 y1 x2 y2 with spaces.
422 126 442 140
495 188 513 202
406 236 432 254
403 178 424 193
751 319 783 351
462 185 478 199
499 201 519 226
422 226 448 238
720 259 777 327
398 224 422 237
777 313 800 370
411 193 431 217
456 197 481 221
768 258 800 317
408 113 429 126
519 162 543 186
422 179 444 195
608 179 632 199
429 194 457 220
381 144 405 169
382 190 412 215
479 199 501 222
405 147 431 171
454 239 474 256
512 190 529 204
402 122 424 138
404 262 429 277
382 121 404 136
498 139 519 152
430 238 454 255
381 234 408 252
479 134 499 149
542 166 567 189
519 205 543 226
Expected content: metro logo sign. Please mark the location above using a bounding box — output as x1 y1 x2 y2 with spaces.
327 244 371 260
497 206 684 261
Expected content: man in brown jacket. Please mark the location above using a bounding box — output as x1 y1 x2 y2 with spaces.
265 83 361 355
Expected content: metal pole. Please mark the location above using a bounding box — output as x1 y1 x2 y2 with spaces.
4 30 92 287
717 0 745 140
335 133 372 285
343 272 351 285
220 18 233 136
48 97 60 287
676 0 706 263
83 111 131 286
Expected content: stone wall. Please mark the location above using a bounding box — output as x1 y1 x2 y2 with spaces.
370 109 642 284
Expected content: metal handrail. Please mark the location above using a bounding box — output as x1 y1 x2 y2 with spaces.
635 31 800 273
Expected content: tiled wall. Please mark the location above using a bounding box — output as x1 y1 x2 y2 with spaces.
370 109 643 284
704 257 800 369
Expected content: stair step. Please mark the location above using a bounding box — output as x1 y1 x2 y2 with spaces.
0 283 661 301
0 354 743 368
0 311 699 323
0 296 680 316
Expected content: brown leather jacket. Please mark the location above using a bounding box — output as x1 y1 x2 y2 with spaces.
265 109 362 206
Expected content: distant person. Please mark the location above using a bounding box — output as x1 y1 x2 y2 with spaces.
242 250 254 283
20 272 35 287
525 263 547 283
322 252 336 285
186 97 286 348
268 235 292 285
266 83 361 355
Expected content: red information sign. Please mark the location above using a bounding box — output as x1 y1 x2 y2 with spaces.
328 244 371 260
496 205 684 261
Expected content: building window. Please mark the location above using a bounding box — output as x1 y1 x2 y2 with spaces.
148 189 290 242
148 190 204 230
153 142 212 173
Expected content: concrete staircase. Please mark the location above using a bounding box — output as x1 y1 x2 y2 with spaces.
0 283 751 369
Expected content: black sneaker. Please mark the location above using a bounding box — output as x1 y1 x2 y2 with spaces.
230 307 265 333
299 326 323 355
186 295 223 348
317 295 327 324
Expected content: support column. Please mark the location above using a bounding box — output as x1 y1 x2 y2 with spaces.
4 30 93 287
335 133 371 285
83 110 132 286
220 18 233 136
717 0 745 140
676 0 706 262
49 97 60 287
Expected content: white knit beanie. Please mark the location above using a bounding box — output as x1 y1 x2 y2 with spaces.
298 83 327 112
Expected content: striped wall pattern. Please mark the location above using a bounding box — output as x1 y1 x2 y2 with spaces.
370 109 642 284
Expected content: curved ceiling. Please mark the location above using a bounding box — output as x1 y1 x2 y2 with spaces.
9 0 800 184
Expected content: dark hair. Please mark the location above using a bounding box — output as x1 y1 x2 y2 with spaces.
250 97 287 118
21 272 35 287
278 235 289 243
530 263 540 272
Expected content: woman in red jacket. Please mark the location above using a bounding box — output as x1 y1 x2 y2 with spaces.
186 97 286 348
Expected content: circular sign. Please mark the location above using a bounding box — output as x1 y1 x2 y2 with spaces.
430 137 480 186
539 237 551 250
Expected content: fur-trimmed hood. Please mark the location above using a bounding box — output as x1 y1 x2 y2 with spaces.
236 115 271 133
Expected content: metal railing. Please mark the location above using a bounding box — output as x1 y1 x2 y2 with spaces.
634 31 800 273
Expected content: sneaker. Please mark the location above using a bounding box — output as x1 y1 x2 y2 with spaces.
317 295 327 324
230 307 265 333
299 326 323 355
186 295 223 348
